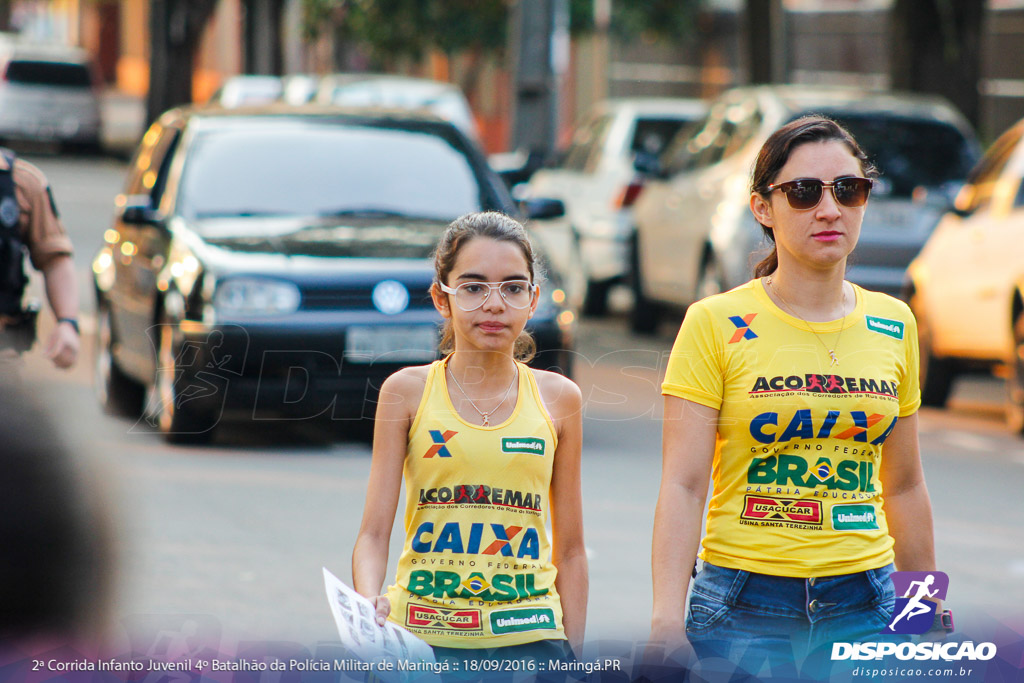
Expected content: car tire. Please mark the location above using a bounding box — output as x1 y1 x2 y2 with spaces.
629 232 661 335
696 253 726 302
94 305 146 417
912 298 955 407
583 279 612 317
1006 312 1024 435
147 312 219 444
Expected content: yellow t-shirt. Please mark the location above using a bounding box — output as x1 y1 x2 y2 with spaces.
662 278 921 577
386 358 565 648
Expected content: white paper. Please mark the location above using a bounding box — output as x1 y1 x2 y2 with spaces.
322 567 436 666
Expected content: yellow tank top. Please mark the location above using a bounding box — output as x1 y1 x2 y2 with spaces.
386 357 565 648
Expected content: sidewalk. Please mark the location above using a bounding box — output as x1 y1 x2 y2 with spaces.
101 88 146 157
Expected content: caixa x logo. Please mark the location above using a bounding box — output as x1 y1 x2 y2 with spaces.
886 571 948 634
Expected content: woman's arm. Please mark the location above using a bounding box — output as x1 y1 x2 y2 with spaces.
879 412 936 573
351 369 421 624
650 396 718 652
541 371 588 655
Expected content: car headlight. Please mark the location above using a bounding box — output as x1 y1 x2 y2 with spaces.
213 278 301 317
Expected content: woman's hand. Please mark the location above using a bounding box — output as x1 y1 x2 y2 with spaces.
645 619 687 664
371 595 392 626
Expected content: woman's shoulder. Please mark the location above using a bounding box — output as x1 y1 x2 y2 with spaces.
528 367 582 417
853 285 915 322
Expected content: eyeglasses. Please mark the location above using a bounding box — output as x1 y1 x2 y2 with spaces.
439 280 537 311
767 176 873 210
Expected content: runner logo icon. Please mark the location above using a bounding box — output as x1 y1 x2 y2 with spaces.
884 571 949 634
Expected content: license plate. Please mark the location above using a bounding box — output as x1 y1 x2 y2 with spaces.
344 324 438 364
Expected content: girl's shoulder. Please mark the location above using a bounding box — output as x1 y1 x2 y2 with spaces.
379 363 433 411
528 367 582 419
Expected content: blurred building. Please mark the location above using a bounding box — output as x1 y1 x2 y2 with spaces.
6 0 1024 150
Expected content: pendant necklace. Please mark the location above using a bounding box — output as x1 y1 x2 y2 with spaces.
766 276 848 367
446 359 519 426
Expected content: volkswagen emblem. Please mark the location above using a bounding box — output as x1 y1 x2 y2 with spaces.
372 280 409 315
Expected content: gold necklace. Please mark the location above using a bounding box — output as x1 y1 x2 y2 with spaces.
766 276 848 367
445 358 519 426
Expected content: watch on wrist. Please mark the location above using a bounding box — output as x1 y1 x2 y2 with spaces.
930 608 954 634
57 317 79 334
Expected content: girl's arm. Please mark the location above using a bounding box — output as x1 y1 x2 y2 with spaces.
879 412 936 573
541 371 588 655
650 396 718 654
352 369 421 625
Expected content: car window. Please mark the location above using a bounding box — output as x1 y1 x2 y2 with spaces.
963 124 1024 212
177 122 484 223
124 123 181 204
631 117 696 157
4 60 92 87
819 112 979 199
661 102 737 175
562 115 611 172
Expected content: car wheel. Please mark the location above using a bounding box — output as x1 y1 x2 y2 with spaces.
912 298 955 407
629 232 661 335
94 306 146 417
696 253 725 302
1006 313 1024 435
146 313 219 444
582 279 612 317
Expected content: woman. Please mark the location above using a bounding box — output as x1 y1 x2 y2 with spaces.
352 212 587 668
650 117 937 664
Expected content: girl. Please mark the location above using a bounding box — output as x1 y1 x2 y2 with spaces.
353 212 587 667
650 117 939 664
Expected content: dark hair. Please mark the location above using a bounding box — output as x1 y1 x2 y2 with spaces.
433 212 537 362
0 379 114 644
750 116 878 278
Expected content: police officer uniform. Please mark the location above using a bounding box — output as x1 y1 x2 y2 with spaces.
0 149 77 358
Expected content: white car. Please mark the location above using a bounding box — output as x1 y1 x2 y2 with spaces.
905 117 1024 430
522 98 706 314
0 40 102 151
315 74 479 141
629 85 979 333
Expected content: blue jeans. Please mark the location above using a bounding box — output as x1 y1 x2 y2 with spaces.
685 562 903 675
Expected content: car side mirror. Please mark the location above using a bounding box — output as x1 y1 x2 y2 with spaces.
117 194 166 228
949 185 976 218
521 197 565 221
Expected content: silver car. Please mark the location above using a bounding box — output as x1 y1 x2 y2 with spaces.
523 97 706 315
628 85 980 333
0 40 102 151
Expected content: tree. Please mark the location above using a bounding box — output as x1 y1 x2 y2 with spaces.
890 0 984 129
146 0 221 125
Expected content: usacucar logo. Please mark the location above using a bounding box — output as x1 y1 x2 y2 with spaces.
741 495 822 527
372 280 410 315
407 604 482 631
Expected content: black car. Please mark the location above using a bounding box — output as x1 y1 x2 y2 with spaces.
93 105 572 443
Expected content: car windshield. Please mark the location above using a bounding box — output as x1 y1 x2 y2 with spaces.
5 60 92 87
177 121 484 223
815 112 977 197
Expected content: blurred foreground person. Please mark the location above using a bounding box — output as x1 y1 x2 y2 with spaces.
0 379 113 649
650 117 938 672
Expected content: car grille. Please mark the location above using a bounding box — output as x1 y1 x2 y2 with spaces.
300 285 434 311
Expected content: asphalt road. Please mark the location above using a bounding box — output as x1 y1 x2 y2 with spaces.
15 153 1024 661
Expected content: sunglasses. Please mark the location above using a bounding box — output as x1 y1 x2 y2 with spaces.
767 176 873 210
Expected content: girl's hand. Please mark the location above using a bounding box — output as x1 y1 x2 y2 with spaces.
372 595 391 626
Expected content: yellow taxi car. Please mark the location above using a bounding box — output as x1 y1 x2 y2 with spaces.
904 118 1024 431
